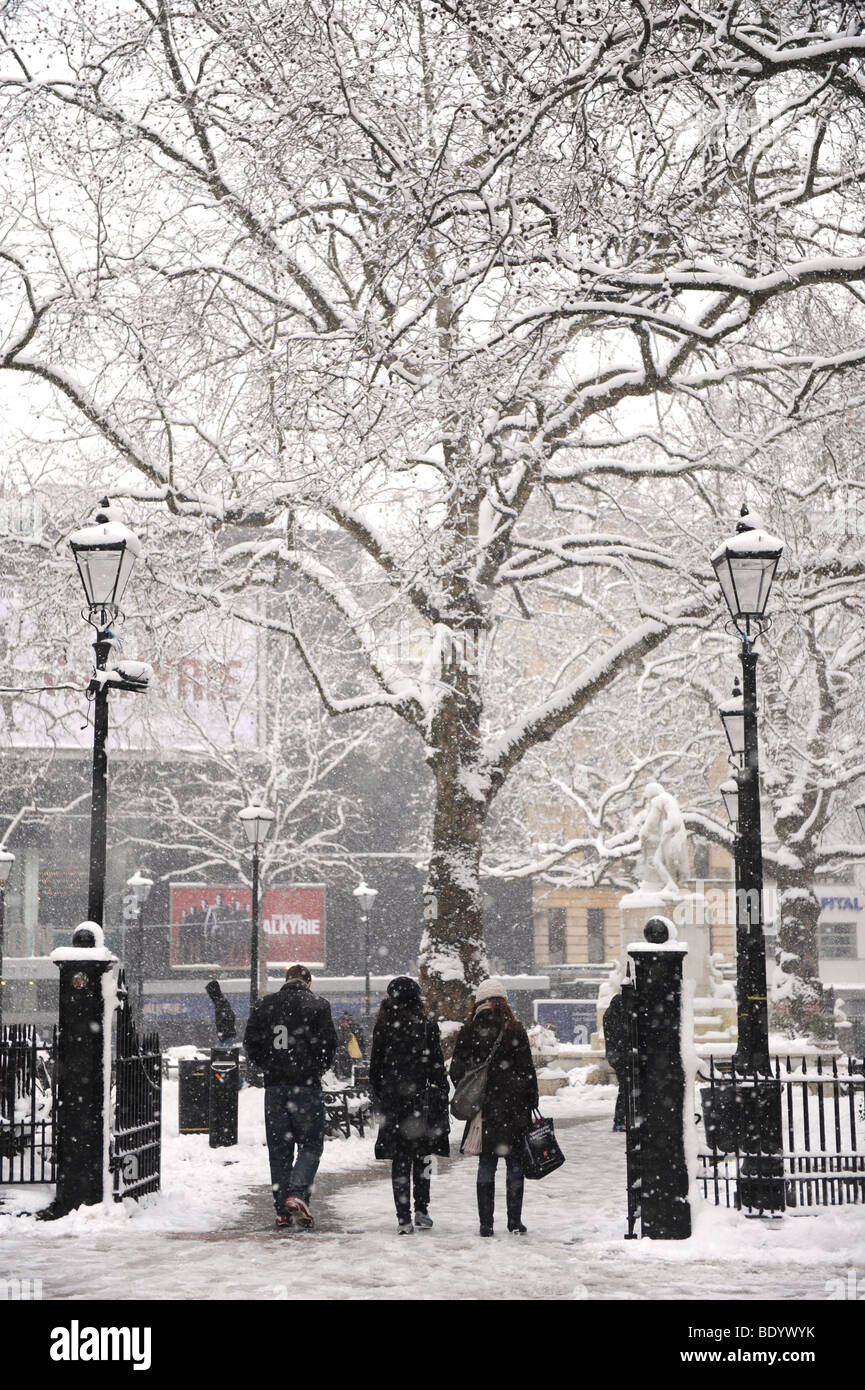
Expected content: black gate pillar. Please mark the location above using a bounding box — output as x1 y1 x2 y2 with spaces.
628 916 691 1240
47 923 117 1217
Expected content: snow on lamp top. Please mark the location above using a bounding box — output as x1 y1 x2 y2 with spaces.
238 801 275 846
719 677 745 758
69 498 142 614
0 849 14 884
352 881 378 914
126 871 153 904
711 504 783 624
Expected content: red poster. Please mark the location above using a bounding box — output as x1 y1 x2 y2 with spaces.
170 884 325 968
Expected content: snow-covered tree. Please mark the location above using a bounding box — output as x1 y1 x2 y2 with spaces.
4 2 865 1017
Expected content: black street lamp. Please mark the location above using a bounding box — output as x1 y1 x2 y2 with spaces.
0 849 14 1034
718 678 754 1059
712 504 785 1214
126 871 153 1022
854 801 865 840
238 801 274 1011
69 500 149 927
711 505 783 1074
352 881 378 1040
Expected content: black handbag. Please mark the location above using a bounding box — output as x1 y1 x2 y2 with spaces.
450 1032 502 1121
521 1109 566 1180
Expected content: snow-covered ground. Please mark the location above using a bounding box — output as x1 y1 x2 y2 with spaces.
2 1077 863 1305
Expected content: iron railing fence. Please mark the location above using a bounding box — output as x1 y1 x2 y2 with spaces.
0 1024 56 1184
111 971 162 1201
698 1054 865 1213
621 975 641 1238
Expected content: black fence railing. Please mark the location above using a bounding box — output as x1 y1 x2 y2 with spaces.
0 1024 56 1184
111 972 162 1201
621 975 641 1238
698 1054 865 1212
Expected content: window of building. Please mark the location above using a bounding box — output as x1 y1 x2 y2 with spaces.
587 907 605 964
547 908 567 965
693 843 710 880
818 922 857 960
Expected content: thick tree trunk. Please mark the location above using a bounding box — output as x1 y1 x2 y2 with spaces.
769 867 831 1040
418 663 490 1026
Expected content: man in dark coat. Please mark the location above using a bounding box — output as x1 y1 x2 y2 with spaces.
602 990 628 1131
244 963 337 1228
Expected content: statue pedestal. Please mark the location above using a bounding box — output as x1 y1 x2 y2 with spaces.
617 888 712 996
595 886 738 1053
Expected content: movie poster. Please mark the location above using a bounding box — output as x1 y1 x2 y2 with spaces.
170 884 325 968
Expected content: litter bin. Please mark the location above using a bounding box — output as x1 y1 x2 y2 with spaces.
209 1047 240 1149
700 1079 739 1153
178 1058 210 1135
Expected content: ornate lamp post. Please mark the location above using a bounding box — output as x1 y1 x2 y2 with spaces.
238 801 274 1011
854 801 865 840
712 505 784 1213
126 871 153 1022
0 849 14 1034
69 500 149 927
352 881 378 1040
711 505 783 1073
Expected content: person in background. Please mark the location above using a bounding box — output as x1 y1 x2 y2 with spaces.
369 976 450 1234
602 989 628 1132
243 963 337 1230
449 978 538 1237
334 1010 363 1080
205 979 237 1046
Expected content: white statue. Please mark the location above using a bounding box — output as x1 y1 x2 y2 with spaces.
636 781 689 894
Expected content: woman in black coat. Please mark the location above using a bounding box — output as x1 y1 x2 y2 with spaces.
449 977 539 1237
369 976 450 1234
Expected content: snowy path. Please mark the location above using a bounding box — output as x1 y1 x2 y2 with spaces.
1 1081 863 1301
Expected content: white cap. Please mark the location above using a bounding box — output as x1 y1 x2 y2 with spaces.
475 977 508 1003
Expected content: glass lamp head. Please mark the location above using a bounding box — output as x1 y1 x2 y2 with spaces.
69 499 142 615
239 802 275 847
711 505 783 628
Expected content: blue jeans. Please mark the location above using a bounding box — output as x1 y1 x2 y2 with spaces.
477 1152 523 1184
264 1085 325 1212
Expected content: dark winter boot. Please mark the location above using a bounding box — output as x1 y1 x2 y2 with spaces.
506 1178 527 1234
477 1183 495 1237
392 1163 412 1229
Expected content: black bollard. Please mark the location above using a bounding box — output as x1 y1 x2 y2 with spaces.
628 916 691 1240
47 923 118 1217
209 1046 240 1148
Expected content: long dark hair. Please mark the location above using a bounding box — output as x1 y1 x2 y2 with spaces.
375 993 427 1030
466 997 519 1037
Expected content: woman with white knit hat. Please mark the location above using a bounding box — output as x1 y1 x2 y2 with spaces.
449 976 539 1236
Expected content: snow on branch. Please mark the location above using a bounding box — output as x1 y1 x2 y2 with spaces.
483 600 707 791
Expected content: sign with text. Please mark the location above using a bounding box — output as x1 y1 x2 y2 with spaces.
169 884 325 968
0 580 261 753
534 1000 598 1046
